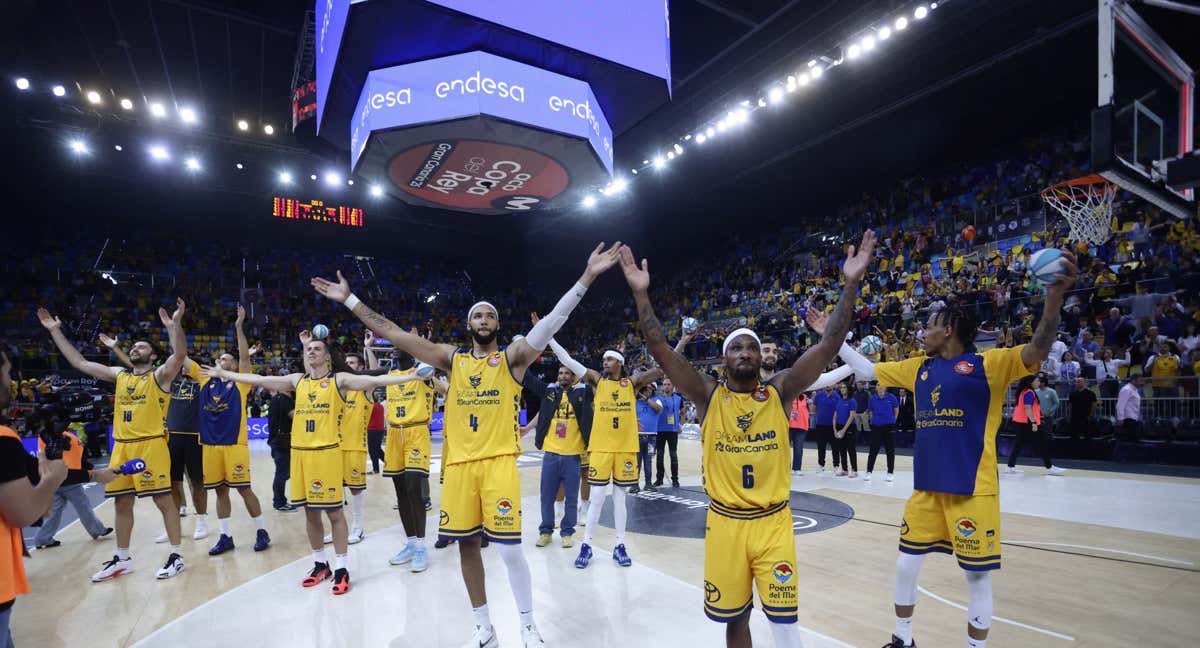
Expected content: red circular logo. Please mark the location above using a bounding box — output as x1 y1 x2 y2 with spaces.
954 361 974 375
752 387 769 402
388 140 569 212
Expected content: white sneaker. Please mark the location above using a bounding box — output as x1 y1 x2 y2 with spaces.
521 623 546 647
462 624 498 648
179 506 187 517
154 532 168 544
92 555 134 582
1004 466 1023 474
816 467 826 475
863 472 873 481
1047 466 1067 475
885 473 894 482
156 553 186 579
348 527 365 544
193 519 209 541
323 533 333 545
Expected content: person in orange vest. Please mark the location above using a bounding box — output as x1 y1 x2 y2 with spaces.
787 393 809 475
1004 375 1065 475
30 405 115 549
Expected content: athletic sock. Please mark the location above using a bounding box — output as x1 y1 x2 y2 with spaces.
582 490 605 544
612 485 628 545
350 491 365 529
252 515 265 531
116 547 130 561
169 544 181 555
473 604 492 629
333 553 347 571
519 609 535 626
407 535 418 547
966 638 986 648
313 549 328 565
895 616 914 645
195 513 207 524
219 518 232 536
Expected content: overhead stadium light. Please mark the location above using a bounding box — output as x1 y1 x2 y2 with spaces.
811 65 823 79
896 16 909 30
52 85 66 97
705 126 715 137
236 163 244 170
264 124 275 135
862 35 876 52
666 151 675 160
370 184 383 197
799 72 811 86
86 90 102 104
673 144 683 155
179 107 198 124
15 78 30 91
653 156 666 169
69 140 88 155
119 98 133 110
879 26 892 40
185 157 201 172
149 145 169 161
847 43 861 59
113 145 123 151
914 6 928 20
310 173 317 180
279 171 293 184
695 133 708 144
769 86 784 104
609 177 629 193
324 172 341 186
237 119 249 131
581 195 597 208
347 179 354 186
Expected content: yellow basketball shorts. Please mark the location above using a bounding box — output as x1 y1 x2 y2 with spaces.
703 501 798 624
899 490 1001 571
439 454 521 544
289 446 345 510
587 450 638 487
342 449 367 489
383 424 431 477
202 444 251 489
106 436 171 498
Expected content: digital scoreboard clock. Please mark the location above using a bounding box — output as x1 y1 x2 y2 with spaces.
272 196 364 228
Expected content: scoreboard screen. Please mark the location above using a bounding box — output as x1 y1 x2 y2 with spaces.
272 196 364 228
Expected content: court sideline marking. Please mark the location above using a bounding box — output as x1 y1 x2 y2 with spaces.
917 586 1075 641
1003 540 1194 567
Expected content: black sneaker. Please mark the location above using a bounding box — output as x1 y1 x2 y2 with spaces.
94 527 114 539
643 483 655 491
36 539 62 549
480 536 490 548
881 635 915 647
434 538 455 549
424 498 432 511
652 480 664 487
628 485 641 494
671 479 680 488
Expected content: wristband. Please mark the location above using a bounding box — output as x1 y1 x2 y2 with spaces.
345 293 361 310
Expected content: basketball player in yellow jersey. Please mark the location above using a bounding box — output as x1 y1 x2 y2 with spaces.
203 338 425 596
39 300 191 582
617 233 875 648
836 251 1077 648
312 242 622 648
336 339 377 544
542 337 660 568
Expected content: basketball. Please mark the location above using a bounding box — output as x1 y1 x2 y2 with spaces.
1028 248 1066 286
961 225 976 242
311 324 330 340
859 335 883 355
682 317 699 334
414 362 436 378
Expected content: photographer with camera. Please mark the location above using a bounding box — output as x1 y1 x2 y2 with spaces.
29 404 116 549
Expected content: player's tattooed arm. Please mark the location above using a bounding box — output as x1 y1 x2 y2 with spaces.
1022 248 1078 369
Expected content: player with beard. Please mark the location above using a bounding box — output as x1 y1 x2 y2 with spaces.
202 337 425 596
38 300 190 582
312 243 621 648
617 233 874 648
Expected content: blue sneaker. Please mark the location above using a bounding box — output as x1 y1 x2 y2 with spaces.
208 534 235 556
410 545 429 573
574 543 593 569
253 529 270 552
389 543 416 566
613 543 632 567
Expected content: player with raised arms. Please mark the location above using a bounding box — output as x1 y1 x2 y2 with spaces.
312 242 622 648
616 232 875 648
834 249 1078 648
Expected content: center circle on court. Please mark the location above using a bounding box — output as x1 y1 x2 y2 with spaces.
592 488 854 539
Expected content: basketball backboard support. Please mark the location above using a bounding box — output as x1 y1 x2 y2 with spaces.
1092 0 1196 219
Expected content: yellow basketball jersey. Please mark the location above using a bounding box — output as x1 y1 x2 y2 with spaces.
444 349 522 466
292 373 345 449
385 368 434 426
591 377 638 453
543 395 585 456
114 370 170 441
340 389 371 451
702 382 791 510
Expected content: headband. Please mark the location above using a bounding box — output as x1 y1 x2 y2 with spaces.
603 350 625 365
722 328 761 355
467 301 498 321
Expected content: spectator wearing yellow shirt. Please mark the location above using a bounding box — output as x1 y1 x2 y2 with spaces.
1144 342 1180 397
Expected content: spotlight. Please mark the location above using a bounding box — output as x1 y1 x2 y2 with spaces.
52 85 66 97
610 177 628 193
347 179 354 186
799 72 811 85
237 120 249 131
862 35 876 52
279 171 293 184
733 108 749 124
15 78 30 91
811 65 823 79
369 184 383 197
642 159 649 165
425 293 439 303
236 163 244 170
69 140 88 155
879 26 892 40
263 124 274 135
310 174 317 180
149 102 167 118
673 144 684 155
179 107 197 124
786 76 797 92
896 16 909 30
86 90 102 104
119 98 133 110
149 145 169 161
185 157 201 172
114 145 123 151
717 120 728 132
847 43 861 59
757 97 767 108
631 168 638 174
696 133 707 144
324 171 341 186
667 151 675 160
581 195 597 208
705 126 715 137
808 59 817 67
914 5 928 19
684 134 692 140
769 86 784 104
653 156 665 169
931 2 938 8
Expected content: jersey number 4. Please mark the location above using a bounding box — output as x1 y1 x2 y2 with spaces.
469 414 480 432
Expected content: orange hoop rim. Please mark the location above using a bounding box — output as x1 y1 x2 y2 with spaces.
1040 174 1118 198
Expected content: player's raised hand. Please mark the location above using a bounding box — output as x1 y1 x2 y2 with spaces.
618 245 650 292
298 329 312 345
363 329 374 348
248 343 263 357
584 242 622 280
98 333 119 349
842 229 877 283
806 309 829 336
1044 248 1079 299
199 364 227 381
158 307 173 328
170 298 186 324
312 270 352 303
37 308 62 331
236 303 246 326
530 311 540 327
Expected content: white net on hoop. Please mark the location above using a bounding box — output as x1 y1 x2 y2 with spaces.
1040 177 1117 246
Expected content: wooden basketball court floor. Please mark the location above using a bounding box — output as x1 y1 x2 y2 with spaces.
14 437 1200 648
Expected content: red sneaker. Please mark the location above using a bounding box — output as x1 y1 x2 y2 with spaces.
331 568 351 596
302 562 331 588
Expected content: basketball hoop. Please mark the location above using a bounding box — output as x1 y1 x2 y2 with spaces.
1040 175 1118 246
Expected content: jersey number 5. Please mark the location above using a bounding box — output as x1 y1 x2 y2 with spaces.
612 416 620 430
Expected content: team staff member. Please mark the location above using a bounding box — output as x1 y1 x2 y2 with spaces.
523 362 593 548
632 385 663 493
1003 375 1064 475
653 379 683 488
619 233 873 648
267 386 295 511
832 383 858 478
787 393 808 475
39 300 190 582
837 247 1076 648
865 384 899 481
812 385 841 473
30 406 113 548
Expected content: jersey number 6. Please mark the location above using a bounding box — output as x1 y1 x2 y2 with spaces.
742 465 755 489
